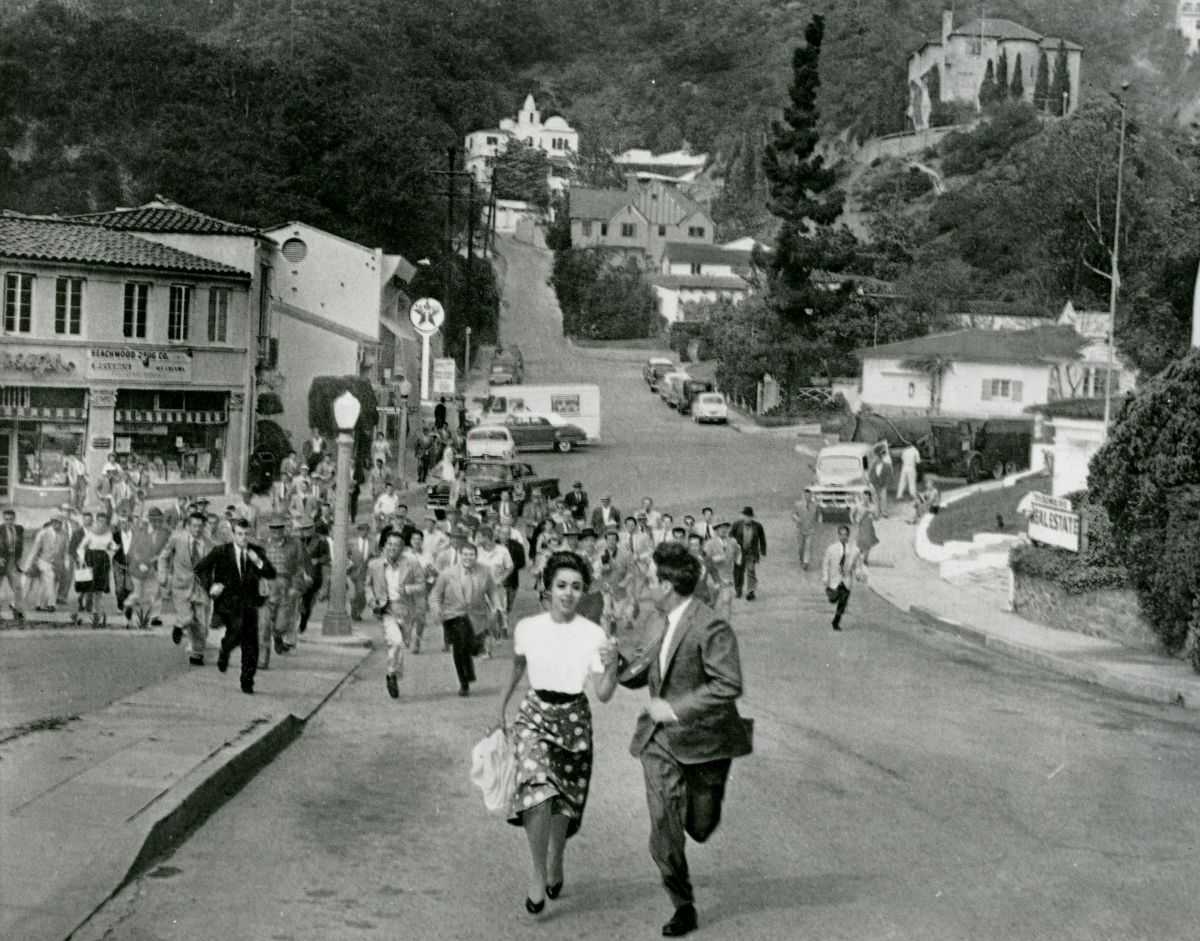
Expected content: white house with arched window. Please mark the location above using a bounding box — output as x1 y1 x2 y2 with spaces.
464 94 579 193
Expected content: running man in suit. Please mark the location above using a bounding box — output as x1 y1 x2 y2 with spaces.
195 518 276 694
618 542 753 937
158 512 214 665
822 524 863 631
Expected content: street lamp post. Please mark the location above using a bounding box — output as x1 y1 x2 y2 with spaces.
1103 84 1129 435
322 389 361 637
465 326 472 376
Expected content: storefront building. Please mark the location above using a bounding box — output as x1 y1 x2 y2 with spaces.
0 215 252 508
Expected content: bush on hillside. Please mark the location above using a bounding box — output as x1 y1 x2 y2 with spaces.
939 101 1040 176
1008 501 1128 594
1087 350 1200 661
551 248 659 340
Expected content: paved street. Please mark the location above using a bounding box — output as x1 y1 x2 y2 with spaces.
74 236 1200 941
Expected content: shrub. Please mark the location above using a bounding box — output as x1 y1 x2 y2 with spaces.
939 101 1040 176
307 376 380 476
1008 502 1128 594
1087 349 1200 658
248 419 292 493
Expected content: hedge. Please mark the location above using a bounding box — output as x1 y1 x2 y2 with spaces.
1008 501 1128 595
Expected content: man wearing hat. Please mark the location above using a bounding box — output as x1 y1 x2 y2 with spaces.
728 506 767 601
24 514 64 612
704 521 740 620
348 520 374 621
590 494 621 534
563 481 589 526
158 512 214 665
296 518 330 635
261 514 307 662
111 500 138 621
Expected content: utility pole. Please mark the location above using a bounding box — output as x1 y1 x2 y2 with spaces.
1103 85 1129 436
445 146 456 322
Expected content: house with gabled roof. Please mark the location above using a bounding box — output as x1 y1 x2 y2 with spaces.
907 9 1082 130
0 212 253 505
568 178 716 262
464 94 579 194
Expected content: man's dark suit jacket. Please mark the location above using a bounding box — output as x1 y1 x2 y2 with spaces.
0 523 24 575
194 541 277 622
620 599 753 764
729 518 767 562
590 503 622 533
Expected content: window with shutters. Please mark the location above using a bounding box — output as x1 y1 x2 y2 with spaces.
4 272 34 333
981 378 1022 401
687 226 706 239
55 277 83 335
168 284 192 342
621 222 636 238
690 263 702 275
123 282 149 338
208 287 230 343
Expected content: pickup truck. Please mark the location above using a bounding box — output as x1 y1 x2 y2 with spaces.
803 442 875 518
425 459 560 517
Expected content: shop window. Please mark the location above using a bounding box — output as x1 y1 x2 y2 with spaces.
114 425 226 483
18 423 85 488
157 390 185 409
208 287 230 342
168 285 192 341
4 272 34 333
29 387 85 409
124 282 149 338
55 277 83 335
658 225 666 237
186 390 227 411
116 388 156 410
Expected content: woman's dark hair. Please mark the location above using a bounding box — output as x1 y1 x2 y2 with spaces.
404 528 423 549
543 550 592 592
651 542 700 596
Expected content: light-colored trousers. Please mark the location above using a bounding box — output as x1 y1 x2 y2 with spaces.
23 561 57 608
130 574 160 618
895 466 918 501
178 597 212 658
261 589 299 667
381 602 411 675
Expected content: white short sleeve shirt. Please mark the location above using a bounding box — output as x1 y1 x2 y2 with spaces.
513 612 607 694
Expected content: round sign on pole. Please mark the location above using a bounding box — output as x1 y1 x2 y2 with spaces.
410 297 445 336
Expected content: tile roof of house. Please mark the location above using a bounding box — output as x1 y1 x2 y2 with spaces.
70 197 259 236
857 326 1086 364
661 242 752 266
0 213 250 277
1040 36 1083 51
650 273 751 291
952 17 1043 42
1027 395 1128 421
569 187 634 220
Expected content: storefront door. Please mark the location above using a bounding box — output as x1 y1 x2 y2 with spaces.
0 431 10 499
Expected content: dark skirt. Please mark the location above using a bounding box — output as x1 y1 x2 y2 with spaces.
77 549 111 593
507 689 594 839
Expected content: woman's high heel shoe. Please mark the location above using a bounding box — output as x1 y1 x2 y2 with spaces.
546 882 563 900
525 897 545 915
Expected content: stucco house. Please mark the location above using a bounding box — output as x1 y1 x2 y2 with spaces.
1027 396 1123 497
464 94 578 193
611 147 708 183
651 243 754 324
857 326 1092 419
907 10 1082 130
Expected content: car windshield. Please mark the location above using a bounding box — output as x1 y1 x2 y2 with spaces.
467 463 509 480
817 455 866 483
699 394 724 405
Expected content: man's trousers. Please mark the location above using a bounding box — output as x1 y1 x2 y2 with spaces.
732 556 758 597
220 607 260 687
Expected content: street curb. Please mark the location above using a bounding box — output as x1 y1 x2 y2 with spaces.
907 605 1194 710
67 648 370 940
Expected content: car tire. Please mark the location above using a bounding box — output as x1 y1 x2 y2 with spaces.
555 439 573 454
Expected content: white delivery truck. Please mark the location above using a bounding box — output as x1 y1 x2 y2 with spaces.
470 384 602 442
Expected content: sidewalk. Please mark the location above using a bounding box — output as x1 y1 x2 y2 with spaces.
0 626 372 941
868 511 1200 711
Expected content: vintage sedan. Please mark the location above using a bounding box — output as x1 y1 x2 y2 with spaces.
465 426 516 461
481 413 589 453
425 459 560 517
691 391 729 424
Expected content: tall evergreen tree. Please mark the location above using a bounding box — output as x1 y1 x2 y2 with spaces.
1049 40 1071 115
978 59 998 107
760 14 842 230
1009 53 1024 100
995 49 1008 97
1034 50 1050 111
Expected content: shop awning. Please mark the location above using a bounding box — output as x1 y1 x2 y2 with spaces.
115 409 227 424
0 405 87 420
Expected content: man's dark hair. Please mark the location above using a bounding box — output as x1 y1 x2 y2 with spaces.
837 524 851 536
233 518 251 531
652 542 700 597
702 506 713 514
385 530 404 545
188 512 207 525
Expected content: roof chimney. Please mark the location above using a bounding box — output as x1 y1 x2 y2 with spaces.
942 8 954 45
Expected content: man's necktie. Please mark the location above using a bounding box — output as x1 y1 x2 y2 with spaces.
839 546 846 578
190 539 198 566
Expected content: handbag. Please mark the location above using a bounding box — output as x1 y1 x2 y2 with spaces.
74 564 94 583
469 727 517 816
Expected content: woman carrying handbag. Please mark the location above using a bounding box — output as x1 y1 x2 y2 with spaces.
496 550 619 916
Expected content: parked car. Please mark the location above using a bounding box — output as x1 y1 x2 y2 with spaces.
489 350 524 385
677 379 715 415
691 392 728 424
643 357 676 388
465 426 516 461
481 413 589 453
804 442 875 518
659 371 691 406
425 459 560 516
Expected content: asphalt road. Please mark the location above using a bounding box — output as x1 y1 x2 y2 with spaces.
76 235 1200 941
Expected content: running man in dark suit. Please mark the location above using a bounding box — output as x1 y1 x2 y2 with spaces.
728 505 767 601
619 542 753 937
195 518 276 694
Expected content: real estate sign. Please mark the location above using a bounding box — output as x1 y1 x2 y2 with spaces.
1027 492 1085 552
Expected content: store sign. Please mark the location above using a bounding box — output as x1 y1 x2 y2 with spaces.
87 348 193 381
91 437 112 451
432 357 457 395
1027 492 1085 552
0 350 77 375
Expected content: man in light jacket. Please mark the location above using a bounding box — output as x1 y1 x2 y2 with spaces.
821 524 863 631
158 512 214 665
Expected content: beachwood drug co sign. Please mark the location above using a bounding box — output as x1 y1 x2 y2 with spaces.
1027 492 1086 553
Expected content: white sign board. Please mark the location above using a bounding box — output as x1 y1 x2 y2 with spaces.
88 348 193 381
409 297 445 337
432 357 457 396
1027 492 1084 552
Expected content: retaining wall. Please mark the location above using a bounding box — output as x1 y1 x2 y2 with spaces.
1012 572 1162 653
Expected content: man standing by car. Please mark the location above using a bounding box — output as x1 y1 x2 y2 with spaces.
729 506 767 601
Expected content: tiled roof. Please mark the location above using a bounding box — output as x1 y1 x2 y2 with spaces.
1040 36 1083 51
650 273 751 291
70 197 258 236
953 18 1043 42
0 213 250 277
661 242 751 266
569 187 634 221
858 327 1086 364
